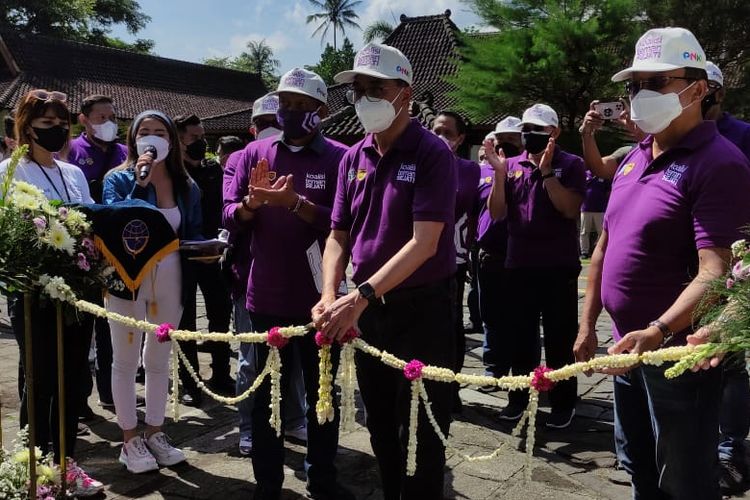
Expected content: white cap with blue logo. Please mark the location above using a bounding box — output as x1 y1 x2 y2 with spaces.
334 43 413 85
251 93 279 120
612 27 706 82
273 68 328 104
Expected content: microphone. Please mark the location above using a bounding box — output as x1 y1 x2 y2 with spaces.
139 145 157 181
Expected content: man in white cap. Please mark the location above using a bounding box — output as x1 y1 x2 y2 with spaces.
703 61 750 159
250 93 282 141
476 116 522 392
702 59 750 494
313 42 457 499
484 103 585 428
223 68 352 500
573 27 750 499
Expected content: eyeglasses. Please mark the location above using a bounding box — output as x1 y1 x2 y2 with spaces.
521 125 546 133
28 89 68 103
345 86 400 104
624 77 695 96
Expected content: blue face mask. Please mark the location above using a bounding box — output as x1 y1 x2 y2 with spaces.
276 107 321 140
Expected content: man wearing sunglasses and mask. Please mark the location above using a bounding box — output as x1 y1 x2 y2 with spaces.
573 28 750 500
313 43 457 499
484 103 586 428
224 68 351 500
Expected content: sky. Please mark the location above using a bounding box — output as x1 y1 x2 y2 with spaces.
110 0 484 74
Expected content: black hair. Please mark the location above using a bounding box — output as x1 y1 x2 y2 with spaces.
217 136 244 154
685 67 708 81
437 110 468 135
4 114 14 139
173 113 202 133
81 95 114 116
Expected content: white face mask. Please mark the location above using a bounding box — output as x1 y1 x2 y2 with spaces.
136 135 170 163
256 126 282 141
630 82 697 135
91 120 118 142
354 89 404 134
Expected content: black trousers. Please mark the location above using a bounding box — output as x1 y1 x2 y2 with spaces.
505 267 579 411
81 294 114 407
453 263 469 374
178 260 233 392
467 247 482 328
9 294 93 461
357 279 456 500
248 312 340 495
478 250 512 377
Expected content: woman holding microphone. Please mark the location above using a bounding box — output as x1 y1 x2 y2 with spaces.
103 110 202 474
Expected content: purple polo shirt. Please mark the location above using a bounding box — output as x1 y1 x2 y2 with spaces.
601 121 750 342
476 164 508 255
223 133 347 317
222 150 251 301
67 133 127 181
717 113 750 161
581 170 611 213
455 157 481 263
504 147 586 268
331 119 457 289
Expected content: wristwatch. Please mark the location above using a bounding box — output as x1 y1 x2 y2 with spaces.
649 320 674 346
357 282 382 305
541 171 556 180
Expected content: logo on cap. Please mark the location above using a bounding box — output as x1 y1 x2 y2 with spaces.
284 69 307 89
635 34 663 61
357 45 381 67
396 65 410 77
261 99 278 112
683 51 702 61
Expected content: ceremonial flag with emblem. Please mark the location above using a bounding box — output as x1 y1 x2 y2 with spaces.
78 200 179 293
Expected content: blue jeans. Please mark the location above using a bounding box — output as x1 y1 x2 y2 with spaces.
614 364 722 500
234 299 306 439
248 312 340 494
719 353 750 463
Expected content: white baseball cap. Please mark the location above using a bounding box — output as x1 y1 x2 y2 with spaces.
706 61 724 88
334 43 413 85
612 28 706 82
251 93 279 120
273 68 328 104
484 131 496 141
520 104 559 128
494 116 522 134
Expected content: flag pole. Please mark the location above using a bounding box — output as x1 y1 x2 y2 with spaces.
56 302 67 492
23 293 36 498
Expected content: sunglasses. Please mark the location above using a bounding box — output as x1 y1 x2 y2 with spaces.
521 125 546 133
624 77 695 96
345 86 401 105
28 89 68 103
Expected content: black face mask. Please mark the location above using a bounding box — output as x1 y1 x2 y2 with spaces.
496 142 520 158
522 132 550 155
32 125 68 153
701 92 719 118
186 138 207 161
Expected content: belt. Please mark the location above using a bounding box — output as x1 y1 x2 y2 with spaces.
378 278 452 306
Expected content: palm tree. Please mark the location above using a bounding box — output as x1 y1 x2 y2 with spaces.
363 20 394 43
235 39 281 88
306 0 362 49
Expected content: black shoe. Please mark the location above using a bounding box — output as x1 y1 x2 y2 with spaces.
98 399 115 411
79 404 96 422
180 391 202 407
720 456 748 495
207 376 236 396
253 484 281 500
498 402 526 421
477 384 500 394
306 481 355 500
545 408 575 429
135 395 146 408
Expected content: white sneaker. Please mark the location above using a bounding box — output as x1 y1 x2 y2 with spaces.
286 425 307 442
118 436 158 474
66 459 104 497
145 432 186 466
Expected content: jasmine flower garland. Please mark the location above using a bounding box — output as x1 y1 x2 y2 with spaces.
315 332 335 425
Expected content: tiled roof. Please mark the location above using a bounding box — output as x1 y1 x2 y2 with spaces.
0 30 267 125
324 10 504 140
201 107 254 134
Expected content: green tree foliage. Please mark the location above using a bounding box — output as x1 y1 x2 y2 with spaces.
451 0 641 132
305 38 357 85
306 0 362 49
0 0 153 53
363 20 394 43
204 39 280 90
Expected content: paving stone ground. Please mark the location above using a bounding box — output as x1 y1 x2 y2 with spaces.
0 265 747 499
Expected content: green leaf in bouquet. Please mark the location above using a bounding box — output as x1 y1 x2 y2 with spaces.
0 144 29 206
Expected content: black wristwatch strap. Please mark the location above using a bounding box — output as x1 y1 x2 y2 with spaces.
357 282 382 305
649 320 674 346
541 171 556 180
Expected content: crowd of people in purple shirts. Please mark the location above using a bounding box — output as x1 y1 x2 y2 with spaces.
2 25 750 500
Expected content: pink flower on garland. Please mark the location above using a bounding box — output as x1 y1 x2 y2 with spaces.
76 252 90 271
404 359 425 381
267 326 289 348
315 331 333 347
338 328 359 345
531 365 555 392
727 278 736 289
155 323 173 343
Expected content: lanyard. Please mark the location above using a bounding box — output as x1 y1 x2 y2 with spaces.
35 161 71 202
